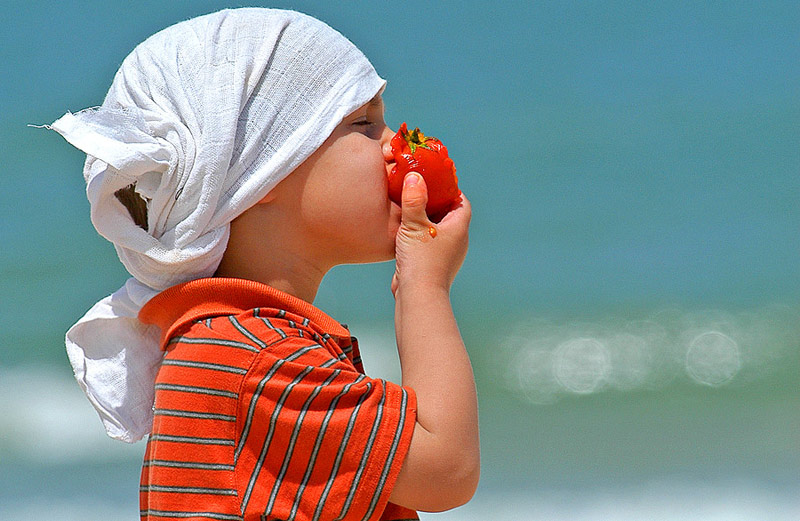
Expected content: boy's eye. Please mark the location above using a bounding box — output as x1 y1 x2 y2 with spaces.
352 119 373 127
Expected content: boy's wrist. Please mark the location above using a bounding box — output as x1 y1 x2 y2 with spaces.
394 279 451 301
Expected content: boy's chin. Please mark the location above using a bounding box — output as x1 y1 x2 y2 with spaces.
367 245 397 264
342 241 396 265
374 242 398 264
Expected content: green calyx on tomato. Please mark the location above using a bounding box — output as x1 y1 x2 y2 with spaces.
402 126 431 154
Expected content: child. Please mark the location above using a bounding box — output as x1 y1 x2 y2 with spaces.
50 8 478 521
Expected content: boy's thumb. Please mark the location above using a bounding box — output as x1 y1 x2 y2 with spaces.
401 172 429 225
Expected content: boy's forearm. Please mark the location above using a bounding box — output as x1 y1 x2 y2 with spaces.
388 178 476 509
394 282 479 458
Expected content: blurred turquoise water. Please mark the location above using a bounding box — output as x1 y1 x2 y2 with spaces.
2 1 798 519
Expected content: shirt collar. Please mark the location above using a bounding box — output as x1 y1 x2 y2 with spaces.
139 277 351 350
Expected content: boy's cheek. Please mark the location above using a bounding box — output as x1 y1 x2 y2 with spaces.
387 204 402 233
384 160 395 183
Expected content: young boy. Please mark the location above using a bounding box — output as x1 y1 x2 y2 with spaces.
50 8 478 521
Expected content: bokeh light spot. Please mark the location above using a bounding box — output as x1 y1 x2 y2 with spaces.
513 348 560 404
606 333 652 390
553 337 610 394
685 331 741 386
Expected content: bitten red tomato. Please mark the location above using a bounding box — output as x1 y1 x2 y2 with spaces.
388 122 460 221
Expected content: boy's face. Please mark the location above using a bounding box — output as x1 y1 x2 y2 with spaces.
271 94 401 267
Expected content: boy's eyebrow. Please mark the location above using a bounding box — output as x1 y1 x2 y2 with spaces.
368 95 383 107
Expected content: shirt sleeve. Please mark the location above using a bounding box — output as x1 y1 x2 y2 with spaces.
234 333 417 521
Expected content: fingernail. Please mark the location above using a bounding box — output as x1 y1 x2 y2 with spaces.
405 173 419 187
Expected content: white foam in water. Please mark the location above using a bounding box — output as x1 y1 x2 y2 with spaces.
1 323 797 520
1 478 797 521
0 499 134 521
422 479 800 521
0 367 144 463
500 304 799 402
0 325 402 465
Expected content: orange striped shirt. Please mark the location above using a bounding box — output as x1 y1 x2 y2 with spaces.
138 277 418 521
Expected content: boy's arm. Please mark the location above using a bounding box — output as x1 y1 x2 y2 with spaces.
388 173 480 512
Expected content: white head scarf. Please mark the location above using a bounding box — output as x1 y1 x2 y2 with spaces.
49 8 386 442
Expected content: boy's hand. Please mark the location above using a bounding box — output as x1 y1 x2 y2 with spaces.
392 172 470 297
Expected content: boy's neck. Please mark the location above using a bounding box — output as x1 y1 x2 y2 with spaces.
257 274 322 304
215 243 327 305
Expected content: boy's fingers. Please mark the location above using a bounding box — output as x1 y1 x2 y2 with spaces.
401 172 430 228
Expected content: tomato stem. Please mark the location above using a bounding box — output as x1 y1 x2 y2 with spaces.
403 126 431 154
